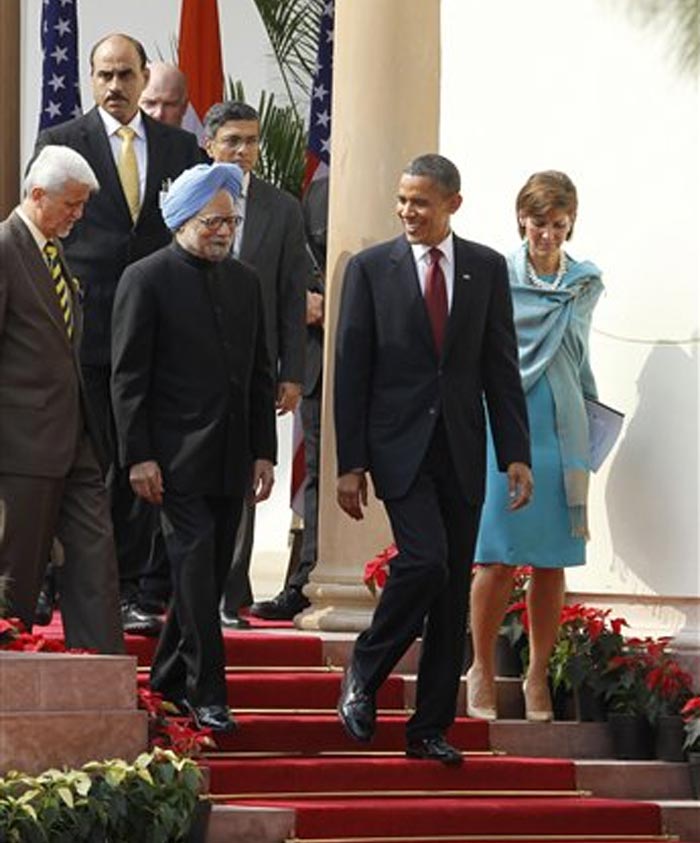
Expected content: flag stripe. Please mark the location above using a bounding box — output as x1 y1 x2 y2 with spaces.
178 0 224 120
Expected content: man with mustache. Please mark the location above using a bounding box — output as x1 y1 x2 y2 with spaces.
34 34 201 637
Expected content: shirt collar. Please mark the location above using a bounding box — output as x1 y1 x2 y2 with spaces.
15 206 49 252
411 231 454 266
99 107 145 139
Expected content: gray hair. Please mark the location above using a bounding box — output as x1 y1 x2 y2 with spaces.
403 154 461 195
24 145 99 195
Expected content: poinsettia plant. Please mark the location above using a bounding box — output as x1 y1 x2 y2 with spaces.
548 603 627 696
681 696 700 752
497 566 532 648
363 544 398 597
643 637 694 723
138 688 216 757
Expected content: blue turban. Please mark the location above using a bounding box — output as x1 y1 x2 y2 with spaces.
161 162 243 231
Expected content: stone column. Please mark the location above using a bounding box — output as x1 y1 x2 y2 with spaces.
0 0 20 218
297 0 440 631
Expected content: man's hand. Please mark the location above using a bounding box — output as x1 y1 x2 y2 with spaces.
129 460 164 505
337 471 368 520
251 458 275 503
307 291 324 326
507 462 534 511
277 381 302 415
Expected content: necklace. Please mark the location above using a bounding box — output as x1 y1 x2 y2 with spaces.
527 251 568 289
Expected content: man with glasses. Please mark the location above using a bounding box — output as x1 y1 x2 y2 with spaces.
202 101 308 629
111 163 277 732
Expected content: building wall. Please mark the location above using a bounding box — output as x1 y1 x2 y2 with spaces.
442 0 699 637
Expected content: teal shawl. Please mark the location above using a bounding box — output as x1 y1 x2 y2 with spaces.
508 242 604 538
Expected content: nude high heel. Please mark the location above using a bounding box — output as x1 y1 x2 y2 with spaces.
522 678 553 722
466 667 497 720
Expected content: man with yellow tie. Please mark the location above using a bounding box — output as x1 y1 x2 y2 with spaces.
34 34 201 636
0 145 123 653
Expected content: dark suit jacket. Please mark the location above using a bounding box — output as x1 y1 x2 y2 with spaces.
239 175 308 385
35 107 201 366
335 234 530 504
0 212 104 476
111 242 277 497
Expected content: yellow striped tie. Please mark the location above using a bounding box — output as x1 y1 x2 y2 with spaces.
117 125 141 222
43 241 73 339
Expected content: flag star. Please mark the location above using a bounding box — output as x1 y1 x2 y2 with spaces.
323 1 334 15
321 137 330 154
51 45 69 64
326 29 334 43
316 110 330 128
313 83 327 101
48 73 66 92
54 18 72 37
45 101 62 118
60 0 74 5
72 105 82 118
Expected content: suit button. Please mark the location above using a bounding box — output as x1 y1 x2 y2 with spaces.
437 368 443 376
428 407 436 416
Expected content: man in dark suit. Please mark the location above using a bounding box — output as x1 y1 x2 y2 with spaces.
335 154 533 765
34 33 201 635
250 176 328 620
0 145 122 653
203 101 308 628
111 163 277 732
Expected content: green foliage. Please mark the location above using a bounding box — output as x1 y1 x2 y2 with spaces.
0 751 203 842
223 0 325 196
620 0 700 77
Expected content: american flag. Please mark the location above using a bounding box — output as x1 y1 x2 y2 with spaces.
303 0 334 190
291 0 334 517
39 0 82 131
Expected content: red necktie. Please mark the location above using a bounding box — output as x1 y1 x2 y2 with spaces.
425 247 448 353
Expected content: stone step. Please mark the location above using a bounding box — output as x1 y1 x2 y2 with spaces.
489 720 612 759
658 801 700 842
0 710 148 775
0 652 138 712
207 804 294 843
576 760 694 800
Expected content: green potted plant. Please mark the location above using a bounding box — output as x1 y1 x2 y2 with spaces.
548 603 626 721
644 639 694 762
601 636 656 759
494 566 531 677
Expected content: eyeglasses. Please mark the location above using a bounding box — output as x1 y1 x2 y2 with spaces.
196 214 243 231
216 135 259 149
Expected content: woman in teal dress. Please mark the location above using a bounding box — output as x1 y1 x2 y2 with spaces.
468 171 603 721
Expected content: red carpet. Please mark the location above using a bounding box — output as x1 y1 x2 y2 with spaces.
43 611 670 842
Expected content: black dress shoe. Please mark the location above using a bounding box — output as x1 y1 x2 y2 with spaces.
337 666 376 743
249 587 310 620
121 602 163 637
406 736 463 766
187 704 238 733
34 588 55 626
220 610 251 629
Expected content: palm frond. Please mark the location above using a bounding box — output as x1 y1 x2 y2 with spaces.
251 0 326 111
621 0 700 77
225 77 306 197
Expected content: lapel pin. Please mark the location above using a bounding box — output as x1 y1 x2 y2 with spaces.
462 273 471 280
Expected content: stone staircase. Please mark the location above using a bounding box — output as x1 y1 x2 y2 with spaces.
0 650 146 775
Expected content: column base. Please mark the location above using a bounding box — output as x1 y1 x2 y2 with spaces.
295 579 376 631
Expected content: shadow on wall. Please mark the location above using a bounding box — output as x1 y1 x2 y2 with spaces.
606 345 698 596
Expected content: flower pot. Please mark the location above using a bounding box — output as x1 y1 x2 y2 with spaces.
654 714 686 762
574 684 607 722
495 633 523 677
607 712 655 760
185 798 212 843
688 751 700 799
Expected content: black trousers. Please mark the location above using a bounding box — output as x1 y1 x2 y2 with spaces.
289 386 321 590
150 490 242 708
352 421 481 742
82 364 166 603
